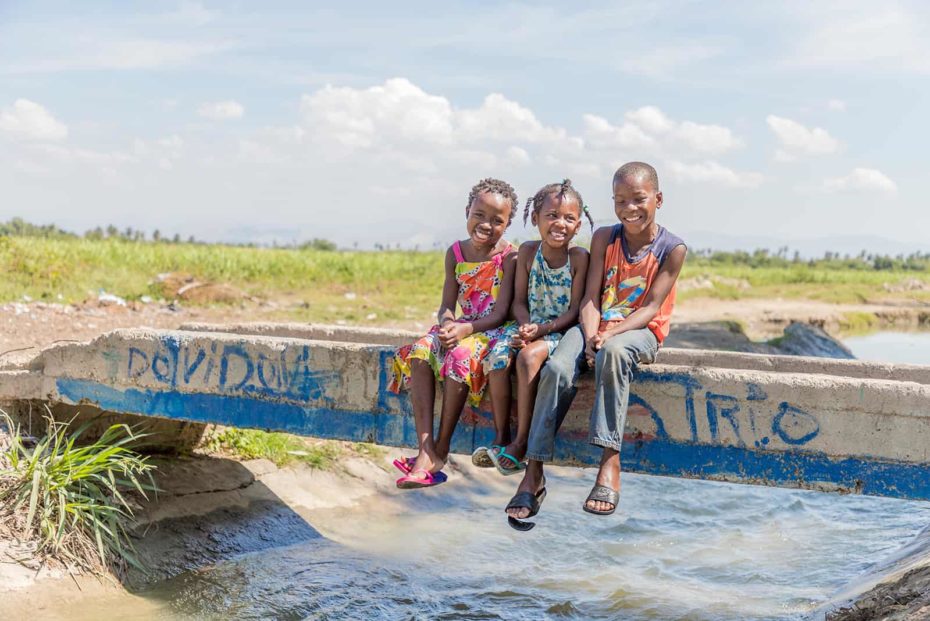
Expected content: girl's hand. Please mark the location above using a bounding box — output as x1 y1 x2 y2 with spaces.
438 322 472 348
511 334 526 349
518 323 540 342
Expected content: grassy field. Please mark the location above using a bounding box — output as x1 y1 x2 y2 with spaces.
2 237 929 324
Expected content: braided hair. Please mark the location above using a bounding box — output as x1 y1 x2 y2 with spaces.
523 179 594 231
466 178 518 226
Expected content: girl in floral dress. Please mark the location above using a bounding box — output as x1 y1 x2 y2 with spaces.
388 178 518 488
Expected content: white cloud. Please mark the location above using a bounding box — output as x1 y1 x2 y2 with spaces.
616 43 724 78
766 115 839 157
299 78 581 157
824 168 898 194
788 7 930 74
827 99 847 112
506 146 531 166
586 106 743 156
668 160 764 188
198 100 244 120
582 114 655 150
165 2 216 27
0 99 68 141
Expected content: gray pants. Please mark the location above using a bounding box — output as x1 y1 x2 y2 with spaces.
525 325 658 461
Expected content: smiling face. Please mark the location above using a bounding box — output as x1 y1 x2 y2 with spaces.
466 191 512 248
533 192 582 249
613 173 662 236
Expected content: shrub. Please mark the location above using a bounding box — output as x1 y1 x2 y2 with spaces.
0 411 156 574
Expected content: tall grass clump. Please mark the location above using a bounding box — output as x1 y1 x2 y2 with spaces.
0 411 156 574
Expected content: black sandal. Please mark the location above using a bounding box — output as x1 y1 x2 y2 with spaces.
582 484 618 516
505 486 547 532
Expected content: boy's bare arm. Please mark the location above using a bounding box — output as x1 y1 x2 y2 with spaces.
598 244 688 340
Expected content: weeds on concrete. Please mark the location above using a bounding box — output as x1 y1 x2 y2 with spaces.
203 428 387 470
0 410 156 576
204 428 340 468
838 311 881 335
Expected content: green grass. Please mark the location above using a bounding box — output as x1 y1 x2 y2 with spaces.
0 236 443 315
2 236 930 321
0 411 156 574
203 428 385 470
838 311 881 335
679 260 930 305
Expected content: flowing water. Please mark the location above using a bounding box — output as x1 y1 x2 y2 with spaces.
844 330 930 365
66 470 930 620
52 333 930 620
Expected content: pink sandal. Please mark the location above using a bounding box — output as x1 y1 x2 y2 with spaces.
396 469 448 489
392 456 416 474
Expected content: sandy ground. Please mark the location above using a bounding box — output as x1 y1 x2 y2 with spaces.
0 300 277 363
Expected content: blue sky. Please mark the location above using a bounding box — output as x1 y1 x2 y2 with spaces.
1 1 928 252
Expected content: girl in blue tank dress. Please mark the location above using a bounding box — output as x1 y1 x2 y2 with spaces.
476 179 592 478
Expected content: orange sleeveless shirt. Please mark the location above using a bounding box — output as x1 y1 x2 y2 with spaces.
599 224 686 344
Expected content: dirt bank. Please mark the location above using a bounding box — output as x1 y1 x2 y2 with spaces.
822 524 930 620
828 566 930 620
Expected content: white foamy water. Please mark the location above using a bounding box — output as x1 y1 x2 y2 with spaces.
61 465 930 621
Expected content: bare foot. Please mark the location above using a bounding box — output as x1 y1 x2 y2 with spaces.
409 448 445 478
585 448 620 513
506 461 545 519
494 440 527 471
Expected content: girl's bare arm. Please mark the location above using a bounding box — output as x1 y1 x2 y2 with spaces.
511 242 535 327
436 246 459 326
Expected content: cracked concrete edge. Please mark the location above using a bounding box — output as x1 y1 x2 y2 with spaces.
179 321 930 383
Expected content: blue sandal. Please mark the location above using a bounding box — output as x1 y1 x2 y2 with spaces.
488 446 526 476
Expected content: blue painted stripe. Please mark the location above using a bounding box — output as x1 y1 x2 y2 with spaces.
55 378 930 501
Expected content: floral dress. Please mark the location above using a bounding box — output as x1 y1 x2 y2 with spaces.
389 241 515 406
484 242 574 370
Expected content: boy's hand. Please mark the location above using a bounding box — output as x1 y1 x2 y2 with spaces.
511 334 525 349
518 323 540 342
438 322 472 348
584 338 598 367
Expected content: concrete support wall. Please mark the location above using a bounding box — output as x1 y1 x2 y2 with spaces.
3 325 930 500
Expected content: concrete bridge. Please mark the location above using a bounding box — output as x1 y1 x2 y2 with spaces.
2 322 930 500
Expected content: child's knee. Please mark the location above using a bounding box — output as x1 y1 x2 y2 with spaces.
516 345 545 372
487 365 510 379
596 340 636 369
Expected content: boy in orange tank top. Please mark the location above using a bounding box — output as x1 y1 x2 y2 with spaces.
505 162 686 527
